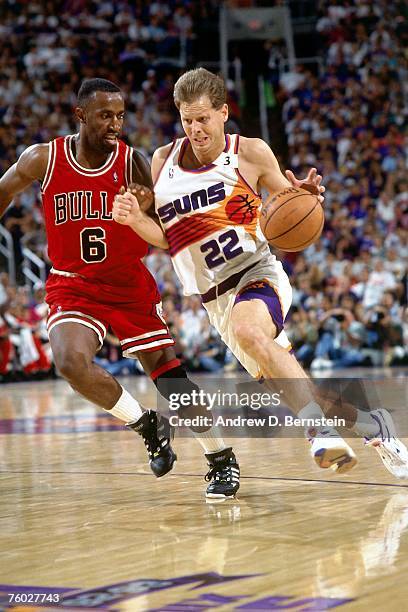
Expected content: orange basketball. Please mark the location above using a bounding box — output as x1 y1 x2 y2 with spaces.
260 187 324 252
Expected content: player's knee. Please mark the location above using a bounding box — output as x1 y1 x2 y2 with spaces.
55 350 92 383
233 322 267 353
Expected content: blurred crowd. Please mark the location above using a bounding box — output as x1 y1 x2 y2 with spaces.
0 0 210 175
0 273 52 380
0 0 234 272
278 0 407 370
0 0 407 381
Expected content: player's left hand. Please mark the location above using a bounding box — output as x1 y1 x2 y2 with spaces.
285 168 325 204
126 183 154 211
113 191 139 226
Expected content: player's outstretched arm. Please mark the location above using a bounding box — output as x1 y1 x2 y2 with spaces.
240 137 324 203
114 146 168 248
0 144 48 218
113 191 169 249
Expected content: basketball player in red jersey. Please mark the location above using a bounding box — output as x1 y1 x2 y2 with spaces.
114 68 408 480
0 78 243 498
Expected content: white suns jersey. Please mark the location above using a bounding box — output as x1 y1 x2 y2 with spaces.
154 134 272 295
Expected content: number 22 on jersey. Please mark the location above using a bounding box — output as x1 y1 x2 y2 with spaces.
200 229 243 269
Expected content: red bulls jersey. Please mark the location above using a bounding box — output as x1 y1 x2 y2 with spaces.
42 135 156 296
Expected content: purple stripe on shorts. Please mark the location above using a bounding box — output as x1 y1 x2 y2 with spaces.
234 282 284 336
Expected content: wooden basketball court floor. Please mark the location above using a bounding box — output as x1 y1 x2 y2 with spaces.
1 368 408 611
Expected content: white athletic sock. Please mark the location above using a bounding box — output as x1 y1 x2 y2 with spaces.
193 428 227 454
298 401 328 437
351 409 380 438
105 387 143 423
298 401 324 420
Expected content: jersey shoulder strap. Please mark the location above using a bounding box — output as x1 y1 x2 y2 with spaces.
154 139 182 185
42 137 62 193
212 133 239 169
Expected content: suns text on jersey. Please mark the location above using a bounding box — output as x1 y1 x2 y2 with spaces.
157 181 225 224
54 191 112 225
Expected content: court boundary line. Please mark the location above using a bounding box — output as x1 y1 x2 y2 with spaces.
0 470 407 489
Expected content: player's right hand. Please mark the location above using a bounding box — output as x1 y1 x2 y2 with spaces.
285 168 325 204
113 190 143 226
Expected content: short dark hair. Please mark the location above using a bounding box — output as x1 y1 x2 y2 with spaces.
77 78 122 107
173 68 227 110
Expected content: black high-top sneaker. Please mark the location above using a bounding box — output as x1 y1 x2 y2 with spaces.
204 447 240 498
127 410 177 477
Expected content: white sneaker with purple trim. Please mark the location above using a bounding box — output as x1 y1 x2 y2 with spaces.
307 426 357 474
365 409 408 479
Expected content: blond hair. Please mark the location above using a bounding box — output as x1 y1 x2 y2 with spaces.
173 68 227 110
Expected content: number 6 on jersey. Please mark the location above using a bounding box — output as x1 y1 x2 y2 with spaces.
80 227 107 263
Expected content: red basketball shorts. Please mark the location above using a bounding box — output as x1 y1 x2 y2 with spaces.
45 273 174 357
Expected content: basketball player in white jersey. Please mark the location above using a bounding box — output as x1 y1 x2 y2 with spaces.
113 68 408 480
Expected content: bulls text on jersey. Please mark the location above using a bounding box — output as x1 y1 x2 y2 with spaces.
54 191 112 225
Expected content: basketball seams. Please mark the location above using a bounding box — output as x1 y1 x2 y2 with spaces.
278 214 324 251
275 214 324 251
268 200 320 240
262 192 317 236
260 188 324 251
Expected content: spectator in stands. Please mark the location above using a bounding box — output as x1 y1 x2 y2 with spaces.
3 195 34 270
311 309 368 370
0 0 406 380
363 259 396 309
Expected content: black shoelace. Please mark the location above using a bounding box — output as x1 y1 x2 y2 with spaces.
205 464 231 483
